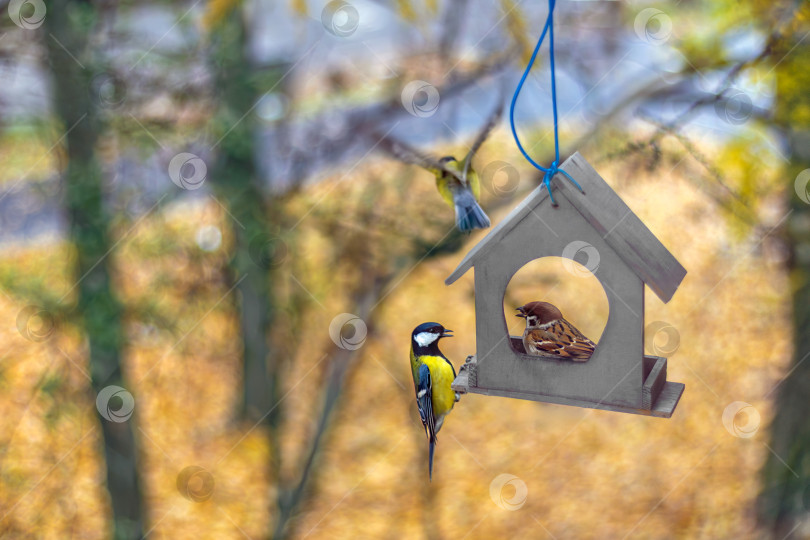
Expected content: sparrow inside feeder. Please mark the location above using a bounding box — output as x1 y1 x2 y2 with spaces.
516 301 596 361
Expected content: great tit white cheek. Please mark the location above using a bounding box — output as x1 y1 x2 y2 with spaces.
414 331 440 347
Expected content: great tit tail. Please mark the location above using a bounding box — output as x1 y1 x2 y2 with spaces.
428 437 436 482
453 189 491 232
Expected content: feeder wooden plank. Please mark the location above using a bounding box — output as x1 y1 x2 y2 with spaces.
451 355 684 418
642 355 660 380
451 368 469 394
651 382 685 417
556 153 687 303
642 357 667 410
457 379 684 418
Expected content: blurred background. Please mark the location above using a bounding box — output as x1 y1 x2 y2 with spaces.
0 0 809 538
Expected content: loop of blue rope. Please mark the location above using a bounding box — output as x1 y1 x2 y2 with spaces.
509 0 584 205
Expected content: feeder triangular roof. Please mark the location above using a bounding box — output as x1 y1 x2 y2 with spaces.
445 152 686 303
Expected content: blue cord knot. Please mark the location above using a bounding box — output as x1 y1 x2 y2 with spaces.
509 0 585 207
541 161 584 206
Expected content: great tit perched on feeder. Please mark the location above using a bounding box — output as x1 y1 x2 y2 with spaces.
374 96 504 232
409 322 459 481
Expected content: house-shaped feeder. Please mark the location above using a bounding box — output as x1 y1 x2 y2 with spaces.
447 153 686 417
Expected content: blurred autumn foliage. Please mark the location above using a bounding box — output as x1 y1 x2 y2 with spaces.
0 0 808 539
0 134 794 538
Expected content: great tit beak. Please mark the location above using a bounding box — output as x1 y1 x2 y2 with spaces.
441 329 454 338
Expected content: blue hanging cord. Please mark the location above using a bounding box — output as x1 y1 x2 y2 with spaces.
509 0 585 206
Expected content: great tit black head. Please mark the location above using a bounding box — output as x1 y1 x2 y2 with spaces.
411 322 453 349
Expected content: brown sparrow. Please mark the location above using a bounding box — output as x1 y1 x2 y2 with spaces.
516 301 595 361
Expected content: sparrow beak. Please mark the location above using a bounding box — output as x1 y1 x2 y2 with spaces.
441 329 454 338
515 308 526 318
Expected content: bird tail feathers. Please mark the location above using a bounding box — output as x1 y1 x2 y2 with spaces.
453 189 490 232
428 437 435 482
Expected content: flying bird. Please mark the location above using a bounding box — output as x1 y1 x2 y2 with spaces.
409 322 459 480
434 154 490 232
374 97 504 232
516 301 596 361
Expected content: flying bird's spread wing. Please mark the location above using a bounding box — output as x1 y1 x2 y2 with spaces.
415 363 436 441
525 319 595 361
374 134 465 184
462 93 505 184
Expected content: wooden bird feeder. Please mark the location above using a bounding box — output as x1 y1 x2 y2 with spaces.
446 153 686 417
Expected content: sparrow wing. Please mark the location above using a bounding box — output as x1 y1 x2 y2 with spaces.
528 319 596 360
415 363 436 442
525 328 569 356
461 94 505 185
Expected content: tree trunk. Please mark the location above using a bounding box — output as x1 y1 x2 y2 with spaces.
207 2 282 448
757 18 810 538
45 1 146 537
